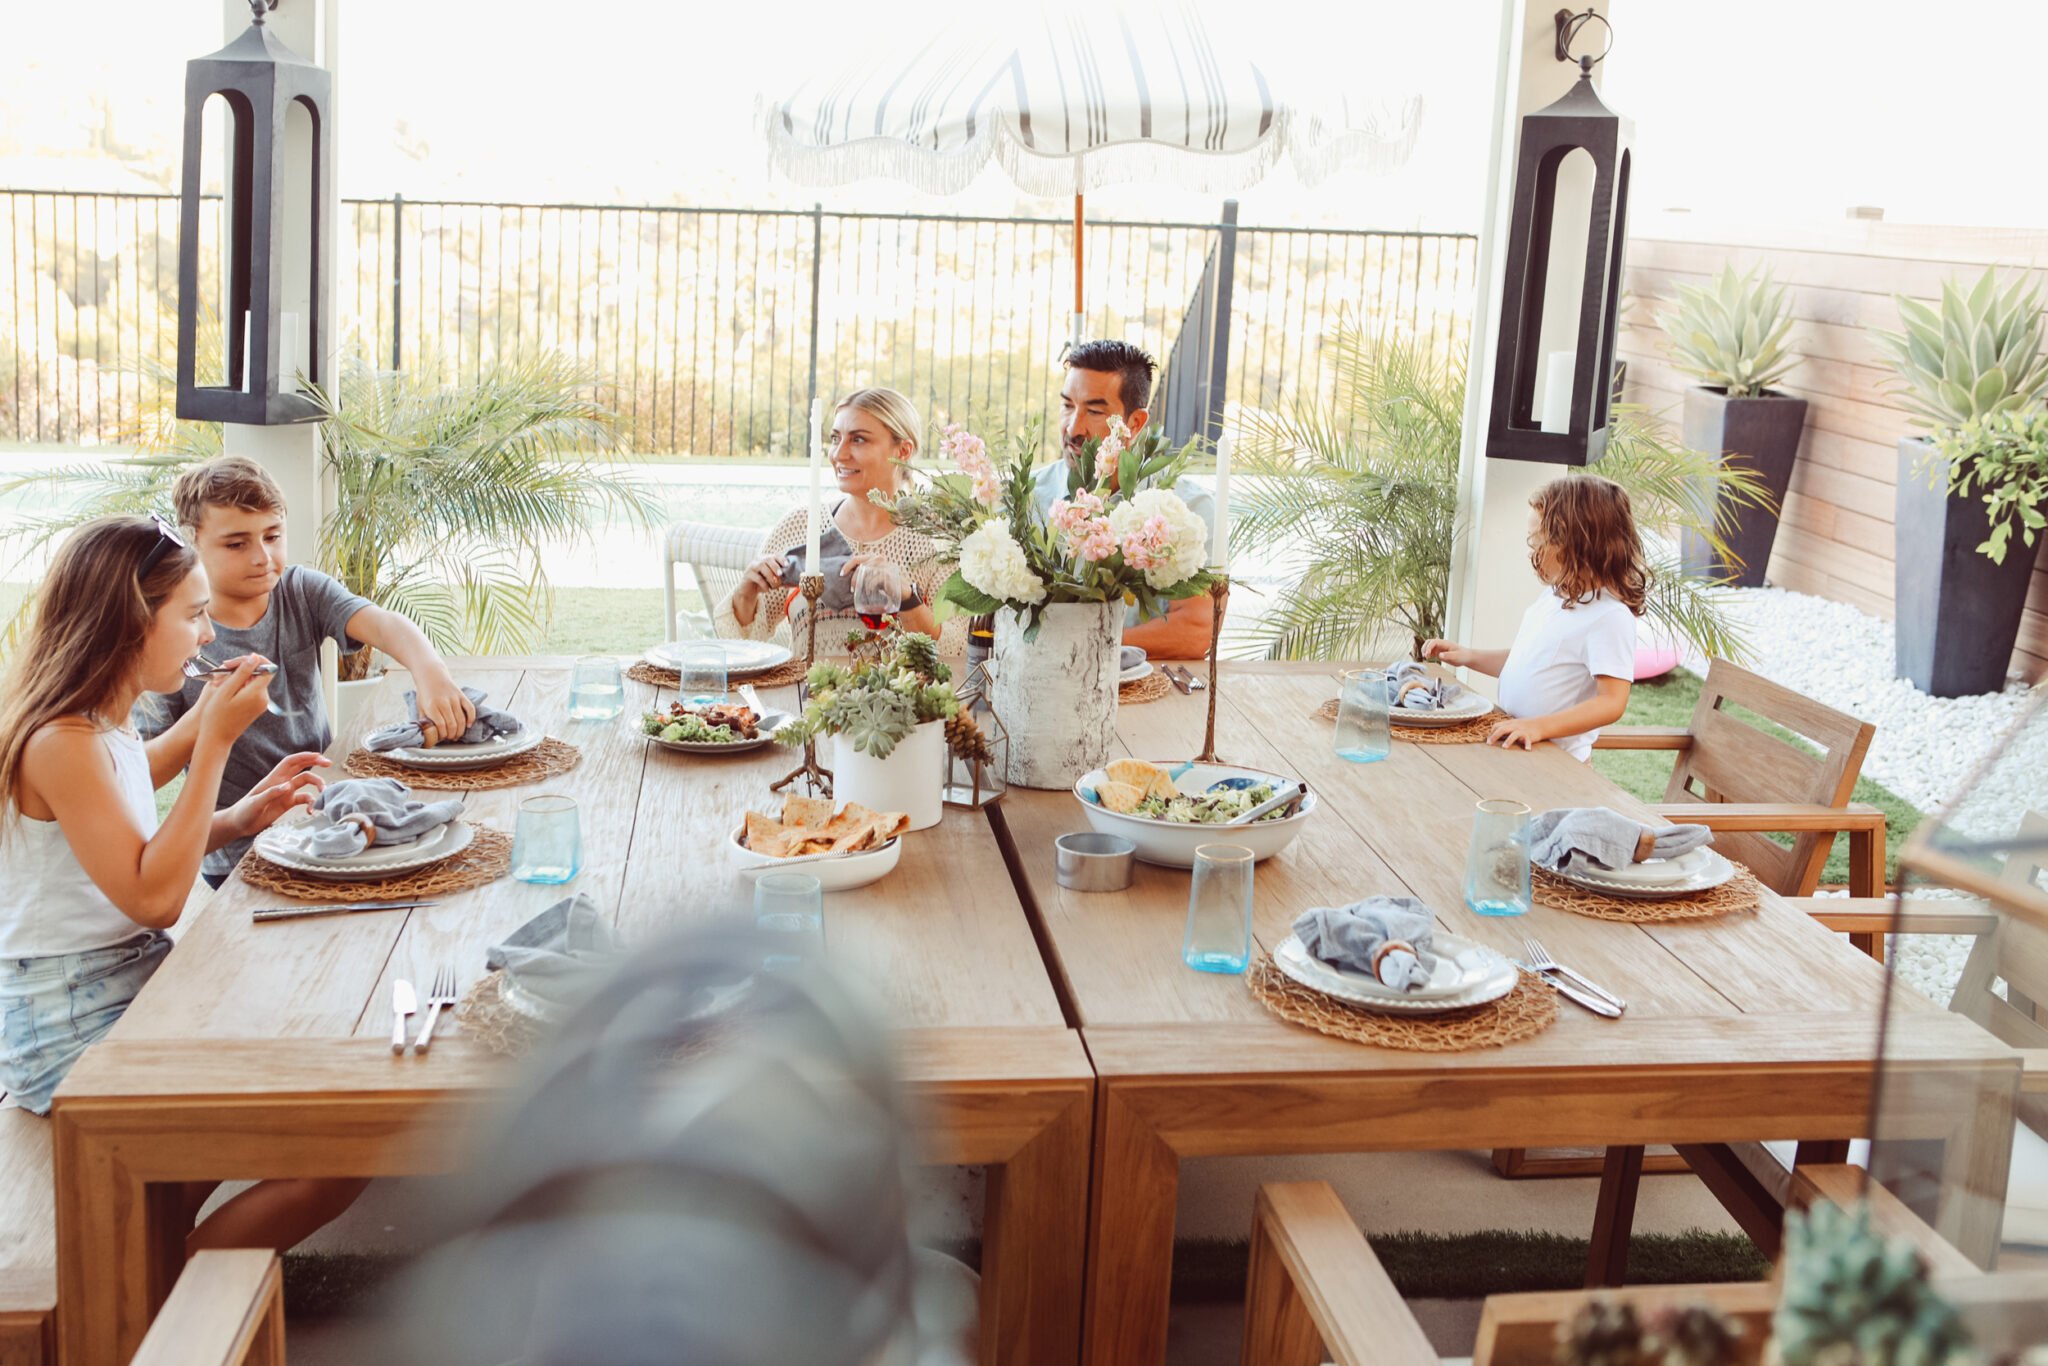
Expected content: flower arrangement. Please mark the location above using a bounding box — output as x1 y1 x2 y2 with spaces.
883 418 1217 635
776 628 961 759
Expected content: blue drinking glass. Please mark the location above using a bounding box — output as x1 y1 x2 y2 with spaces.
755 871 825 970
1333 668 1392 763
1464 798 1532 917
512 794 582 885
568 655 625 721
679 642 729 709
1183 844 1255 974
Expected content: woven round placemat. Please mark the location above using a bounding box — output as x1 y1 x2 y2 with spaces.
1532 862 1764 923
239 825 512 903
1119 671 1174 705
1310 697 1504 744
343 737 582 790
626 658 811 691
1247 955 1558 1051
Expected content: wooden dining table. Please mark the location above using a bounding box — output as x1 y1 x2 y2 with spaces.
46 657 2022 1366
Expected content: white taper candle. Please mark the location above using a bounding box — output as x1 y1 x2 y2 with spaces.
806 398 824 570
1212 432 1233 571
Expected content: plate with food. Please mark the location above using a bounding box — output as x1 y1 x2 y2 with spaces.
379 727 544 771
730 795 909 891
646 639 794 677
639 701 792 755
1272 930 1518 1012
1072 759 1317 867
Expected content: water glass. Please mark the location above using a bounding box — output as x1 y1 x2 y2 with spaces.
512 794 582 885
1333 668 1392 763
755 871 825 968
1464 798 1532 917
678 642 729 708
568 655 624 720
1183 844 1255 975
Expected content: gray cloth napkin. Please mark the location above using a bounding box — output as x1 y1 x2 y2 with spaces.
298 777 464 858
1293 896 1440 992
1386 658 1466 711
1526 806 1714 873
779 525 861 612
365 686 524 752
1121 646 1147 671
486 893 624 1021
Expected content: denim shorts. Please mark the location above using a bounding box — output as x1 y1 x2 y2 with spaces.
0 931 171 1115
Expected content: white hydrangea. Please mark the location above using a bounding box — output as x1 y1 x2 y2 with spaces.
958 521 1047 605
1107 488 1210 589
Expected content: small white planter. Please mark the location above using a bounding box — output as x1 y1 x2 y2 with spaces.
991 601 1121 790
330 670 389 758
831 719 945 831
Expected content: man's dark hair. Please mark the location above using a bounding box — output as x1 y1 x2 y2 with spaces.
1065 340 1157 416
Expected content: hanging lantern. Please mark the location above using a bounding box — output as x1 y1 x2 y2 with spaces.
176 0 331 424
1485 10 1631 465
942 640 1009 809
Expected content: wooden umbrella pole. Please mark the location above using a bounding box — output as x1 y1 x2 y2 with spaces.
1071 187 1085 347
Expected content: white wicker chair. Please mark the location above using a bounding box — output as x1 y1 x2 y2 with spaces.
661 521 769 640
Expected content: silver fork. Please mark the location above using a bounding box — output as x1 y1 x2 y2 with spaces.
413 965 459 1053
1521 934 1626 1011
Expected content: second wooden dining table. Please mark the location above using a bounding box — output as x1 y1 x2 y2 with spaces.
48 657 2021 1366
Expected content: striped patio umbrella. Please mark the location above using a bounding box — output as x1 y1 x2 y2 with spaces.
761 3 1421 342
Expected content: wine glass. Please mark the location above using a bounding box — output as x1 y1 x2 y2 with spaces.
852 561 906 632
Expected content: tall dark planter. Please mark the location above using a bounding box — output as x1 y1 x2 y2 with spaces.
1678 387 1808 588
1894 437 2039 697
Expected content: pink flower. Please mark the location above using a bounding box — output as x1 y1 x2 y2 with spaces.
1048 489 1104 535
1121 514 1174 571
942 423 1001 506
1071 519 1119 562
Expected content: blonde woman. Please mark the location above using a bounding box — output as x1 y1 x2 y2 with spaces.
718 388 962 653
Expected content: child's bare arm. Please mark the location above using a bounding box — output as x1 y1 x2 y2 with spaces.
344 605 475 738
1486 676 1632 752
1420 639 1509 677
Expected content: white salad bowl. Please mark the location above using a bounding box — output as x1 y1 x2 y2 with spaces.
1070 761 1317 868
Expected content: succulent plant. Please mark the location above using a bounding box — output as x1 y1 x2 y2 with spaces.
1873 265 2048 434
777 628 960 759
1644 1303 1745 1366
1557 1299 1647 1366
1772 1201 1972 1366
1657 264 1799 398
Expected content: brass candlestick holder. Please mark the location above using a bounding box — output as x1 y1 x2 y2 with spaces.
771 573 833 797
1195 574 1229 764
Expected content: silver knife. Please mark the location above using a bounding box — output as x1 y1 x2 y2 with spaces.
1544 961 1628 1012
1519 964 1623 1017
254 899 438 923
1164 665 1192 695
391 979 417 1054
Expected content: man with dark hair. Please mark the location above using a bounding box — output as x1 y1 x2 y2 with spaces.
1032 340 1218 658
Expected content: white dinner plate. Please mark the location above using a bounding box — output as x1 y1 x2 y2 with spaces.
1547 847 1737 899
255 821 476 881
1273 931 1519 1013
647 640 794 676
1557 845 1713 888
1120 661 1153 684
380 727 544 771
253 820 454 871
644 710 794 755
1389 690 1498 727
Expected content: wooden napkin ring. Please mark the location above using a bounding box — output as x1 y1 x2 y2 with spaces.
418 719 440 750
344 812 377 848
1633 828 1658 863
1370 939 1416 979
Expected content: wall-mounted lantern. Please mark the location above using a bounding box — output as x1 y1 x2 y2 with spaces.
176 0 331 424
1485 9 1631 465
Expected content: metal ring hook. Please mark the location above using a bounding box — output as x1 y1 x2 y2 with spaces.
1553 8 1614 71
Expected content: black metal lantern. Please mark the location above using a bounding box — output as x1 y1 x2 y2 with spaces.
176 0 331 424
1485 12 1631 465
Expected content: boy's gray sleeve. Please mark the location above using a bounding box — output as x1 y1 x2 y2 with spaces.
295 566 375 650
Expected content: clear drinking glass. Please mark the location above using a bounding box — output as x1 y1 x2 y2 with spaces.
678 642 729 708
1333 668 1392 763
1183 844 1255 974
568 655 624 720
755 871 825 969
1464 798 1532 917
512 794 582 884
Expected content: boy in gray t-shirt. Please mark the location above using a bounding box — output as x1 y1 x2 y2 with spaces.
139 457 476 884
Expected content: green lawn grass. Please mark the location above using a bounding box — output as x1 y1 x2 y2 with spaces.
1592 668 1920 887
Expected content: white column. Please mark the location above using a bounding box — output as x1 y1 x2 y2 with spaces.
1445 0 1610 694
219 0 342 713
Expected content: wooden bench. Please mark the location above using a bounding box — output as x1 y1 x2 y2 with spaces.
0 1107 56 1366
130 1251 283 1366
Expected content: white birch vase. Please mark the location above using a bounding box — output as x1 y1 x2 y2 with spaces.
832 719 945 831
990 602 1121 790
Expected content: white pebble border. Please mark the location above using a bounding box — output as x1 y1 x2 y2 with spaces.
1683 586 2047 1005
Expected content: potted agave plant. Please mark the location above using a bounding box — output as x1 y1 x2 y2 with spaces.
1656 264 1804 587
1874 266 2048 697
883 420 1215 788
776 629 961 831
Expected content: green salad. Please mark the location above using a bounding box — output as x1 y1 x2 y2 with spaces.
1135 784 1287 824
640 703 741 745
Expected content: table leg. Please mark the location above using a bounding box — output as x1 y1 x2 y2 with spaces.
1082 1085 1180 1366
979 1085 1092 1366
53 1107 166 1366
1937 1080 2015 1268
1585 1146 1643 1288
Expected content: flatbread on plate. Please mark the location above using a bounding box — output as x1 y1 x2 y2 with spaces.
783 795 834 829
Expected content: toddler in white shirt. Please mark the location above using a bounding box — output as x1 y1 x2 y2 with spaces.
1422 476 1644 760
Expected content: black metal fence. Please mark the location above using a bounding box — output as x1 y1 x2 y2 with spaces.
2 188 1478 453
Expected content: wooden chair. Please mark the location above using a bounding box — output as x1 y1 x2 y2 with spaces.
1500 659 1885 1277
661 519 767 640
0 1107 55 1366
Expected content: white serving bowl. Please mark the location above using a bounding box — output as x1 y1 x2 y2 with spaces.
728 824 903 891
1070 761 1317 868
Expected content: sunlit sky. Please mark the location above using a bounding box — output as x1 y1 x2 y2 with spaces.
5 0 2046 231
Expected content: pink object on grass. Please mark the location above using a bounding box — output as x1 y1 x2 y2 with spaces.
1635 645 1681 681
